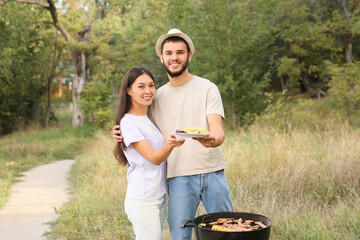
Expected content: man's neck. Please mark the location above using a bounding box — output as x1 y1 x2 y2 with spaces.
167 71 194 87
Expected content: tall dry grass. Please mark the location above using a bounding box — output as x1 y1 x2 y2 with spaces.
223 123 360 239
48 122 360 239
0 122 98 208
47 131 133 239
47 95 360 239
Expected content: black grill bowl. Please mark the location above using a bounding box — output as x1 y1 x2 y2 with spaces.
182 212 272 240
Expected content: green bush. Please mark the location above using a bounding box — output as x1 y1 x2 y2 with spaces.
258 93 353 131
79 81 113 128
326 61 360 126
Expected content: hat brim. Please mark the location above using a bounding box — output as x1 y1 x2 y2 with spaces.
155 32 195 57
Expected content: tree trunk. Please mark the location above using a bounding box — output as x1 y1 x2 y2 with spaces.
71 24 91 126
44 31 60 128
95 0 105 20
334 0 352 64
44 77 52 128
345 36 352 64
280 75 286 94
301 72 313 96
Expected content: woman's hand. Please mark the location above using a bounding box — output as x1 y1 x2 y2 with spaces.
112 124 123 143
168 135 185 147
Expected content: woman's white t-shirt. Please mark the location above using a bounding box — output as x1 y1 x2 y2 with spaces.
120 113 167 200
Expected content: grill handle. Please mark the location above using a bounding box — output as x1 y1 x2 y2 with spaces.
181 219 197 228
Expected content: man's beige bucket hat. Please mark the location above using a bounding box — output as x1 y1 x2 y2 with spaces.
155 28 195 57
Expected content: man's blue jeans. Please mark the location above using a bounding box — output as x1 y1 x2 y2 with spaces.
168 170 233 240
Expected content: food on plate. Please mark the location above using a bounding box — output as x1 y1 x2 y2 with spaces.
182 127 208 134
175 128 209 138
200 217 267 232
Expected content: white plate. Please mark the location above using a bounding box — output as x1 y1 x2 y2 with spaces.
175 133 209 138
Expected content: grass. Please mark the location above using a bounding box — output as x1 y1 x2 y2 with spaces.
46 132 132 239
223 125 360 239
46 99 360 239
0 109 99 208
1 99 359 239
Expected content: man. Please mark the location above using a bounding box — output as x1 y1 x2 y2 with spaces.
113 28 233 240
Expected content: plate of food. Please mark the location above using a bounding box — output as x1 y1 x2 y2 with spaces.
175 128 209 138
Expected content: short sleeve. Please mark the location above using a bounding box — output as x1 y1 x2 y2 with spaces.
120 117 145 147
206 84 225 119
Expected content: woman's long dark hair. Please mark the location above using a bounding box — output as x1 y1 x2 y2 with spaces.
113 66 155 166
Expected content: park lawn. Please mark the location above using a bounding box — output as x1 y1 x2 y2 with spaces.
46 120 360 239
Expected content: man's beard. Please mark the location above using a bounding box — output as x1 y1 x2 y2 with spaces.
163 58 189 78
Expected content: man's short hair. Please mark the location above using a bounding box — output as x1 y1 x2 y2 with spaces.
161 36 191 54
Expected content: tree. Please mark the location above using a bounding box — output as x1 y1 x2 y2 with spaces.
0 1 54 134
184 0 277 126
44 30 62 128
2 0 358 131
326 61 360 124
331 0 360 64
316 0 360 115
272 0 359 97
1 0 93 126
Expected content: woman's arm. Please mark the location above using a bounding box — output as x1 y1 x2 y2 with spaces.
132 135 185 165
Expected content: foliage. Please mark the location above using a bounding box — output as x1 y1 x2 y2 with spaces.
0 2 55 134
277 57 305 91
185 0 277 126
1 0 360 130
257 92 352 131
73 0 166 126
326 61 360 125
78 81 113 128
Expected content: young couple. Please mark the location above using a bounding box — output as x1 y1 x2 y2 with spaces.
113 28 233 240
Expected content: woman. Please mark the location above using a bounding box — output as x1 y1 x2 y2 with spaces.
113 66 184 240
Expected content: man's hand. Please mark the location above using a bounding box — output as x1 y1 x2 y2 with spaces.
112 124 123 143
193 134 218 147
193 114 224 148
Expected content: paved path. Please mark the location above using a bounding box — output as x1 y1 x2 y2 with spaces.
0 159 75 240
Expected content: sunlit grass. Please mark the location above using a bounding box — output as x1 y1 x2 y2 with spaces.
2 100 359 239
47 131 133 239
47 120 360 239
223 124 360 239
0 111 98 208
